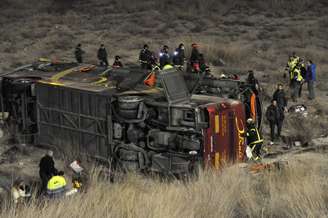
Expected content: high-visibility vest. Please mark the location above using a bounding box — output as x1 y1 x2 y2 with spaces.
47 176 67 191
290 68 303 82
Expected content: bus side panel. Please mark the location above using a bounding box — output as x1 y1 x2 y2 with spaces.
36 82 111 160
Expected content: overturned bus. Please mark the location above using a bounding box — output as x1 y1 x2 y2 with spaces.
0 60 261 176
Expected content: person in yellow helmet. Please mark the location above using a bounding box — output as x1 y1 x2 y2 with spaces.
46 171 67 198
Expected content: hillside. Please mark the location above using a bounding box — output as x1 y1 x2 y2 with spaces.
0 0 328 217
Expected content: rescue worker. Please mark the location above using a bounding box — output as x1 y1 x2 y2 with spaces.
144 66 160 87
266 100 284 143
247 71 260 95
245 118 263 161
273 84 288 113
299 59 307 97
189 43 201 72
11 179 31 204
139 44 153 70
112 55 123 68
46 171 67 198
285 52 300 81
306 60 316 100
159 45 171 69
97 44 109 66
74 43 85 63
172 43 185 67
290 63 303 102
39 150 58 192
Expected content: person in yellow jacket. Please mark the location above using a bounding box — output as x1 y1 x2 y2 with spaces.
46 171 67 198
290 64 303 102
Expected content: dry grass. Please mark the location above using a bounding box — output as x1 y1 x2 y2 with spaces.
1 153 328 218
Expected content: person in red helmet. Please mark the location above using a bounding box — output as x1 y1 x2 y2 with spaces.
189 43 201 73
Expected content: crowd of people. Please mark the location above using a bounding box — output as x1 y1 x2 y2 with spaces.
73 42 209 73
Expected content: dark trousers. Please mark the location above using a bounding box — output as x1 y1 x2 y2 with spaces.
99 59 109 66
299 82 303 97
291 81 301 102
308 81 315 99
76 57 82 63
251 142 263 158
269 120 283 141
39 171 51 192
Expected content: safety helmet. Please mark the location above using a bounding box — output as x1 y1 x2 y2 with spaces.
247 118 254 125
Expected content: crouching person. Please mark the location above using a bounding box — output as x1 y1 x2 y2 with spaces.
46 171 67 199
11 179 31 205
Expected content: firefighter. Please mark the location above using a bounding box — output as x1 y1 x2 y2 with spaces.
299 59 307 97
290 63 303 102
173 43 185 67
266 99 284 143
97 44 109 66
39 150 58 192
46 171 67 198
112 55 123 68
139 44 153 70
245 118 263 161
159 45 171 69
286 52 300 82
74 44 85 63
189 43 201 72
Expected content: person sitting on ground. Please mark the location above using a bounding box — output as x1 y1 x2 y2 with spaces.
39 150 58 192
112 55 123 68
11 179 31 204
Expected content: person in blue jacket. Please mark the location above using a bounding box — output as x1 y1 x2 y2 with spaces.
306 60 316 100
